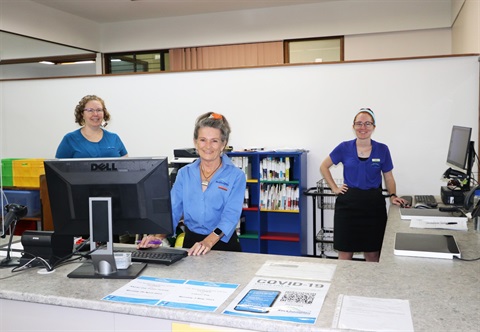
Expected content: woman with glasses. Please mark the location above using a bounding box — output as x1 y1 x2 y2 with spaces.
138 112 246 256
55 95 128 158
320 108 406 262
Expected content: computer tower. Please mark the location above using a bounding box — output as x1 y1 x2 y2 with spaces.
440 186 466 205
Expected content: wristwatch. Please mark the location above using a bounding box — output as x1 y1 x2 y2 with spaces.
213 228 224 238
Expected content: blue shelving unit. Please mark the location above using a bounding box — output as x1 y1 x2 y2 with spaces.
227 151 307 256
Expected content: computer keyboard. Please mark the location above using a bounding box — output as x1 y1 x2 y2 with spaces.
400 195 413 207
414 195 438 208
117 247 187 266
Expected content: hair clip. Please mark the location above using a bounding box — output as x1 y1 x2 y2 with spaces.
209 112 223 120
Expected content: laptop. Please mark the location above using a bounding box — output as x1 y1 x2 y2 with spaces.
394 232 461 259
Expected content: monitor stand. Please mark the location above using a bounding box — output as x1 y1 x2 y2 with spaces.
0 219 21 268
67 197 146 279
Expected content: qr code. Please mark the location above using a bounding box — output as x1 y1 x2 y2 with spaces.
279 291 316 304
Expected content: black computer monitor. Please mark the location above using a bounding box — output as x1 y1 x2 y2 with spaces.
44 157 173 279
446 125 472 169
445 125 474 189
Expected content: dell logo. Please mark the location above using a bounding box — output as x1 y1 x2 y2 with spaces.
91 163 118 171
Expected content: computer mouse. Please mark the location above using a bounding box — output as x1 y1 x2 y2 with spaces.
414 202 432 209
137 246 155 250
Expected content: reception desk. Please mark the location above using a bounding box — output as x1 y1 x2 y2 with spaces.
0 206 479 332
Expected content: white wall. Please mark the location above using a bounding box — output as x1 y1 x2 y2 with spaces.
1 55 478 254
1 56 477 192
452 0 480 53
345 29 452 60
100 1 452 52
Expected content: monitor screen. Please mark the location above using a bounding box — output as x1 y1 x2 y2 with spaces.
446 125 472 170
44 157 173 238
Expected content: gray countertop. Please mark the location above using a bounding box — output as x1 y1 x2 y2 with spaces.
1 206 479 331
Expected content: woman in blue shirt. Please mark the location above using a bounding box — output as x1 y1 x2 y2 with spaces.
139 112 246 256
55 95 128 158
320 108 407 262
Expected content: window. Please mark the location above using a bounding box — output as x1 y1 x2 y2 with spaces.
104 37 343 74
105 50 169 74
285 37 344 63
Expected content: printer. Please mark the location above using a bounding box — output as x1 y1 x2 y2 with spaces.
170 148 198 184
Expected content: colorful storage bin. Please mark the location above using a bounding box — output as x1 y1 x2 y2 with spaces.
2 189 41 217
1 158 21 187
12 159 45 188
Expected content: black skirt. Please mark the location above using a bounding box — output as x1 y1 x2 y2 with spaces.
183 226 242 252
333 187 387 252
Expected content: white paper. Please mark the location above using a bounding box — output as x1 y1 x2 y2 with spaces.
409 218 468 231
332 295 414 332
223 276 330 324
103 276 238 312
255 260 336 281
0 241 23 257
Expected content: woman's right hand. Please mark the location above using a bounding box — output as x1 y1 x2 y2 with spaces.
136 234 165 249
333 184 348 195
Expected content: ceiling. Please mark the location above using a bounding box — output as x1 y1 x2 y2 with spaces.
31 0 333 23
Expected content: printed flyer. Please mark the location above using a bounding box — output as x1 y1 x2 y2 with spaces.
102 275 238 312
223 276 330 324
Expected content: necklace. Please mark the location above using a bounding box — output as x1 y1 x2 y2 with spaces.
358 145 371 157
200 161 222 186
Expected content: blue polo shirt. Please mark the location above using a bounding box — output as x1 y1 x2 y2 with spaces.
330 139 393 190
55 128 128 158
170 154 246 242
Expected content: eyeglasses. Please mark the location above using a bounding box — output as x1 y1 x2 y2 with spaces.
84 108 104 114
354 121 374 128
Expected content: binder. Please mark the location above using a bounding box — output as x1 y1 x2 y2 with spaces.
394 232 461 259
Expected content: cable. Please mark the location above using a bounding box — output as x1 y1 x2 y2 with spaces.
454 256 480 261
11 255 53 273
50 241 103 270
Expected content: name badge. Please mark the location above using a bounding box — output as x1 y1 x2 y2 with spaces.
372 158 380 162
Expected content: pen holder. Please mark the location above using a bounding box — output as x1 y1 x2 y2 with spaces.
114 252 132 269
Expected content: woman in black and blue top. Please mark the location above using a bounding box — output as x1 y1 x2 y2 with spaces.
320 108 407 262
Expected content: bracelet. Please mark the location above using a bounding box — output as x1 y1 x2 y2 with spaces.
389 193 397 198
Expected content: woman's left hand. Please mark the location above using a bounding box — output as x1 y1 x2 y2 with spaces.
391 195 407 207
188 239 214 256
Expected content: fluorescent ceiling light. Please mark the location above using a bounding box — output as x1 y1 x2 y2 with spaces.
59 60 95 65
